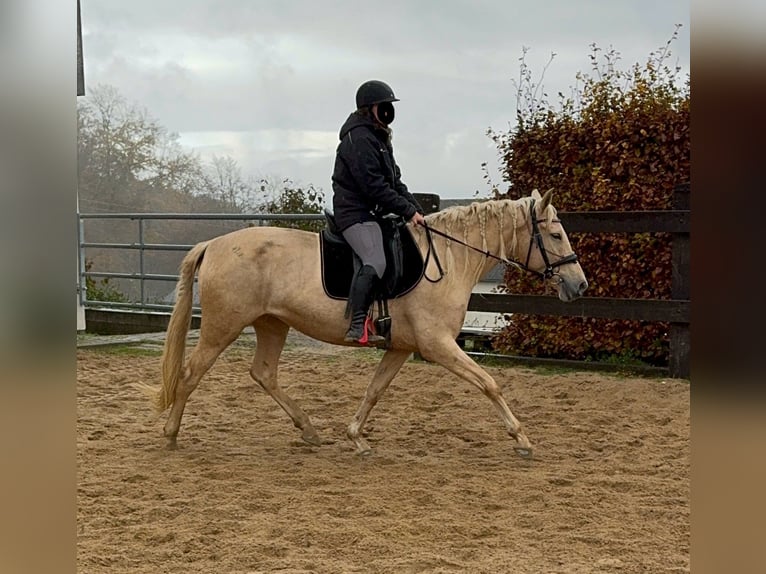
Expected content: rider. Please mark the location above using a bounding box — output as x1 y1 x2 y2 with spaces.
332 80 426 344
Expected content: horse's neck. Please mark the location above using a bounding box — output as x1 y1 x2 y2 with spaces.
502 200 533 270
426 199 529 291
473 200 529 284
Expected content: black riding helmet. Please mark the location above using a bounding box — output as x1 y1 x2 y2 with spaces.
355 80 399 109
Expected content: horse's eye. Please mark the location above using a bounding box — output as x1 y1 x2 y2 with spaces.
551 233 562 240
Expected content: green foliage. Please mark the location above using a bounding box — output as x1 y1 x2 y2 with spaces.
260 178 326 233
99 345 164 357
84 260 128 303
488 26 689 366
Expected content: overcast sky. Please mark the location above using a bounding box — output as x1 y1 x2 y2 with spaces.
80 1 690 201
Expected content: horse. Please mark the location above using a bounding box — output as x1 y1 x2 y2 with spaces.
147 188 587 458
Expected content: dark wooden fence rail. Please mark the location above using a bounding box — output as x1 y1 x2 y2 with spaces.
80 188 690 378
466 183 691 378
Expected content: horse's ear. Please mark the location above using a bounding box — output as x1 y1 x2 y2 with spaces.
539 188 553 213
531 188 541 200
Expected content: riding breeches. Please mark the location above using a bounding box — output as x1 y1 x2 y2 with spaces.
341 221 386 279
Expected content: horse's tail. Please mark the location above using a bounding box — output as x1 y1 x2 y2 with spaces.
153 240 210 413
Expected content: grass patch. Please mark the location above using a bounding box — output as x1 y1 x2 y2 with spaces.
457 351 666 378
526 364 584 376
98 344 163 357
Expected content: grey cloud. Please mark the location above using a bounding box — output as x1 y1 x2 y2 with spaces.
85 1 686 52
80 0 689 198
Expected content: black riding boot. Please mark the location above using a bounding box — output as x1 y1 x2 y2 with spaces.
344 265 385 345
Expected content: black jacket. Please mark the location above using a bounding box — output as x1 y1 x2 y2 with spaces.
331 112 423 231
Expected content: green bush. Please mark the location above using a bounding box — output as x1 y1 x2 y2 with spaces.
84 259 128 303
260 179 326 233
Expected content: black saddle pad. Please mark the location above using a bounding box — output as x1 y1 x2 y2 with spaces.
320 222 424 300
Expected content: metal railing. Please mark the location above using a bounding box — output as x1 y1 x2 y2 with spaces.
78 212 325 313
78 190 690 377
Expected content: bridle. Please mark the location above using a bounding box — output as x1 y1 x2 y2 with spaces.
524 199 580 280
422 198 579 282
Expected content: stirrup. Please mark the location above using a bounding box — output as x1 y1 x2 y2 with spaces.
344 333 385 345
344 317 385 346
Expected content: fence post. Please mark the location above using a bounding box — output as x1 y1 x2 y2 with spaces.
669 182 690 378
138 217 146 306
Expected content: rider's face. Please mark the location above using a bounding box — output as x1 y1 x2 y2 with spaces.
372 102 395 126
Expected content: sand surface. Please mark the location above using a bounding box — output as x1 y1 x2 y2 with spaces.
77 334 689 573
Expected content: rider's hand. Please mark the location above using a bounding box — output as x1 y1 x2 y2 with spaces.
409 212 426 227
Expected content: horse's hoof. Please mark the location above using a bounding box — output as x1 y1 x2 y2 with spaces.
165 437 178 451
301 429 322 446
355 447 372 457
514 446 533 459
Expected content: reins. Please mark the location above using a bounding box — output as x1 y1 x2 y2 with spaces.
422 224 504 283
421 225 447 282
421 199 579 283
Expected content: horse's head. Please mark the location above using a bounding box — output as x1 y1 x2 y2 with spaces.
524 189 588 302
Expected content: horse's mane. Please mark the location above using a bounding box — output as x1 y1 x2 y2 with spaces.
425 197 540 263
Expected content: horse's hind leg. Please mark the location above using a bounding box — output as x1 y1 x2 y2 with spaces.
250 316 321 446
421 337 533 458
164 325 242 445
347 349 410 455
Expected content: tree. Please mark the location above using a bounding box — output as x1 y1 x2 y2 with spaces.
77 85 329 304
77 84 205 212
198 155 263 212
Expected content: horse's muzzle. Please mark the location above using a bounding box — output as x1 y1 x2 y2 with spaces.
559 278 588 302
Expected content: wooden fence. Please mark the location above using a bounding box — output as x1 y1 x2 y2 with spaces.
80 186 690 378
463 183 690 378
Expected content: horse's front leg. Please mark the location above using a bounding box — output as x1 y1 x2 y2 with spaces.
421 337 533 458
347 349 411 455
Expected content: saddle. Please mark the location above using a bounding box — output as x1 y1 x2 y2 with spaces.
320 211 425 301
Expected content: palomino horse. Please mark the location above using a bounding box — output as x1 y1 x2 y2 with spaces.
150 189 587 458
